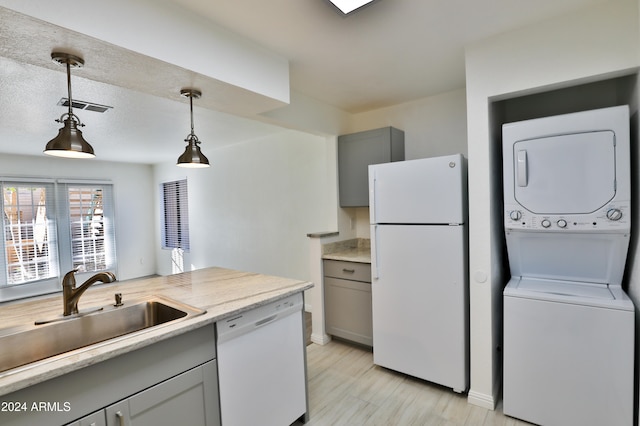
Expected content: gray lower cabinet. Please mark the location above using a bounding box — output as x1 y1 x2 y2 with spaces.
338 126 404 207
67 361 217 426
104 361 217 426
3 326 220 426
323 260 373 346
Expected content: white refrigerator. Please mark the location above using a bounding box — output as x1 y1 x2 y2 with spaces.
369 154 469 392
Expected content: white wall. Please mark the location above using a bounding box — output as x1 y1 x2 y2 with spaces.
464 0 639 409
153 129 335 282
0 154 156 281
349 88 468 159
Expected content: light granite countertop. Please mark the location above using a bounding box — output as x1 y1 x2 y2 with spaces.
0 267 312 397
322 238 371 264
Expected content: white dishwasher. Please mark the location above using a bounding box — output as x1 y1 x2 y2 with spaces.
216 292 308 426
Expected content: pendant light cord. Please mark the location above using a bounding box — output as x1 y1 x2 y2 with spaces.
66 60 73 119
189 93 195 137
56 56 83 126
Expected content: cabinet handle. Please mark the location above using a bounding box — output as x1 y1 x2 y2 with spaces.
342 268 355 273
116 411 125 426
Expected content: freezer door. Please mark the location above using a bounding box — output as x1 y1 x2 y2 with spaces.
371 224 468 391
369 154 467 224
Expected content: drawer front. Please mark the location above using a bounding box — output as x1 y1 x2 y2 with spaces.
323 260 371 282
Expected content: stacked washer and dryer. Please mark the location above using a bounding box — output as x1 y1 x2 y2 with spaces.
502 105 634 426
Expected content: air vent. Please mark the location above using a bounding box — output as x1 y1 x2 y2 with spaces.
57 98 112 113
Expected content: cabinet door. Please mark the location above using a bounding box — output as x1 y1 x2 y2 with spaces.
324 276 373 346
338 127 404 207
105 361 219 426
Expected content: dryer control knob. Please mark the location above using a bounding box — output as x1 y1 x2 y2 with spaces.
557 219 567 228
509 210 522 221
607 208 623 221
541 219 551 228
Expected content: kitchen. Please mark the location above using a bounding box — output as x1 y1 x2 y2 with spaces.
0 0 640 425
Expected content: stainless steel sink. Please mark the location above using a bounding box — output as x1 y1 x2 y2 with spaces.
0 295 206 373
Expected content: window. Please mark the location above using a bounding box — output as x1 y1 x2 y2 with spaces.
0 179 116 302
3 183 57 285
161 179 190 274
67 185 114 273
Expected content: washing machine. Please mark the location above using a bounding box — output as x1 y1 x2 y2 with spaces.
502 105 634 426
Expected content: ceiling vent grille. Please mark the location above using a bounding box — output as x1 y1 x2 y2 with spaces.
57 98 113 113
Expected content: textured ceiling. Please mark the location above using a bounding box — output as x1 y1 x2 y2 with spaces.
0 0 616 164
0 6 286 164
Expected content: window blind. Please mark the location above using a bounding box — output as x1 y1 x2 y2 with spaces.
1 181 58 285
162 179 190 251
65 184 116 273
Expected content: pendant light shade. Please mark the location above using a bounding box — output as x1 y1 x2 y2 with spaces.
45 116 95 158
177 89 210 168
177 136 209 168
44 52 95 159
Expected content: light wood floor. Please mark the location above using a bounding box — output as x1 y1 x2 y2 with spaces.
299 339 531 426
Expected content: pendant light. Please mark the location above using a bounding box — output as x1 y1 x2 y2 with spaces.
44 52 95 159
177 88 210 168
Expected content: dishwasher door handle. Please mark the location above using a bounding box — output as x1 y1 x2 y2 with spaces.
255 314 278 327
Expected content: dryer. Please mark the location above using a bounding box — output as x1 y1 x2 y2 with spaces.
502 105 634 426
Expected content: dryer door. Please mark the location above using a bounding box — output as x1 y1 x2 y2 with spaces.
512 131 615 214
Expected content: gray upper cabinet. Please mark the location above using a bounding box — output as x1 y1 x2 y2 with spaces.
338 127 404 207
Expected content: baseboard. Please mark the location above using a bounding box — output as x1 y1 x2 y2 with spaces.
310 333 331 345
467 389 496 410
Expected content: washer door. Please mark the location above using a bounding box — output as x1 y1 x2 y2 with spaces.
512 131 615 214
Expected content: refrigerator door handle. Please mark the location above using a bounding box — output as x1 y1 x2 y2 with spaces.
370 173 377 224
371 225 379 280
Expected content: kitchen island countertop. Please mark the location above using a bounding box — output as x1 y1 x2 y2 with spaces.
0 267 312 397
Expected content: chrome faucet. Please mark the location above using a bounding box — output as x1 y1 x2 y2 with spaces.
62 269 117 316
